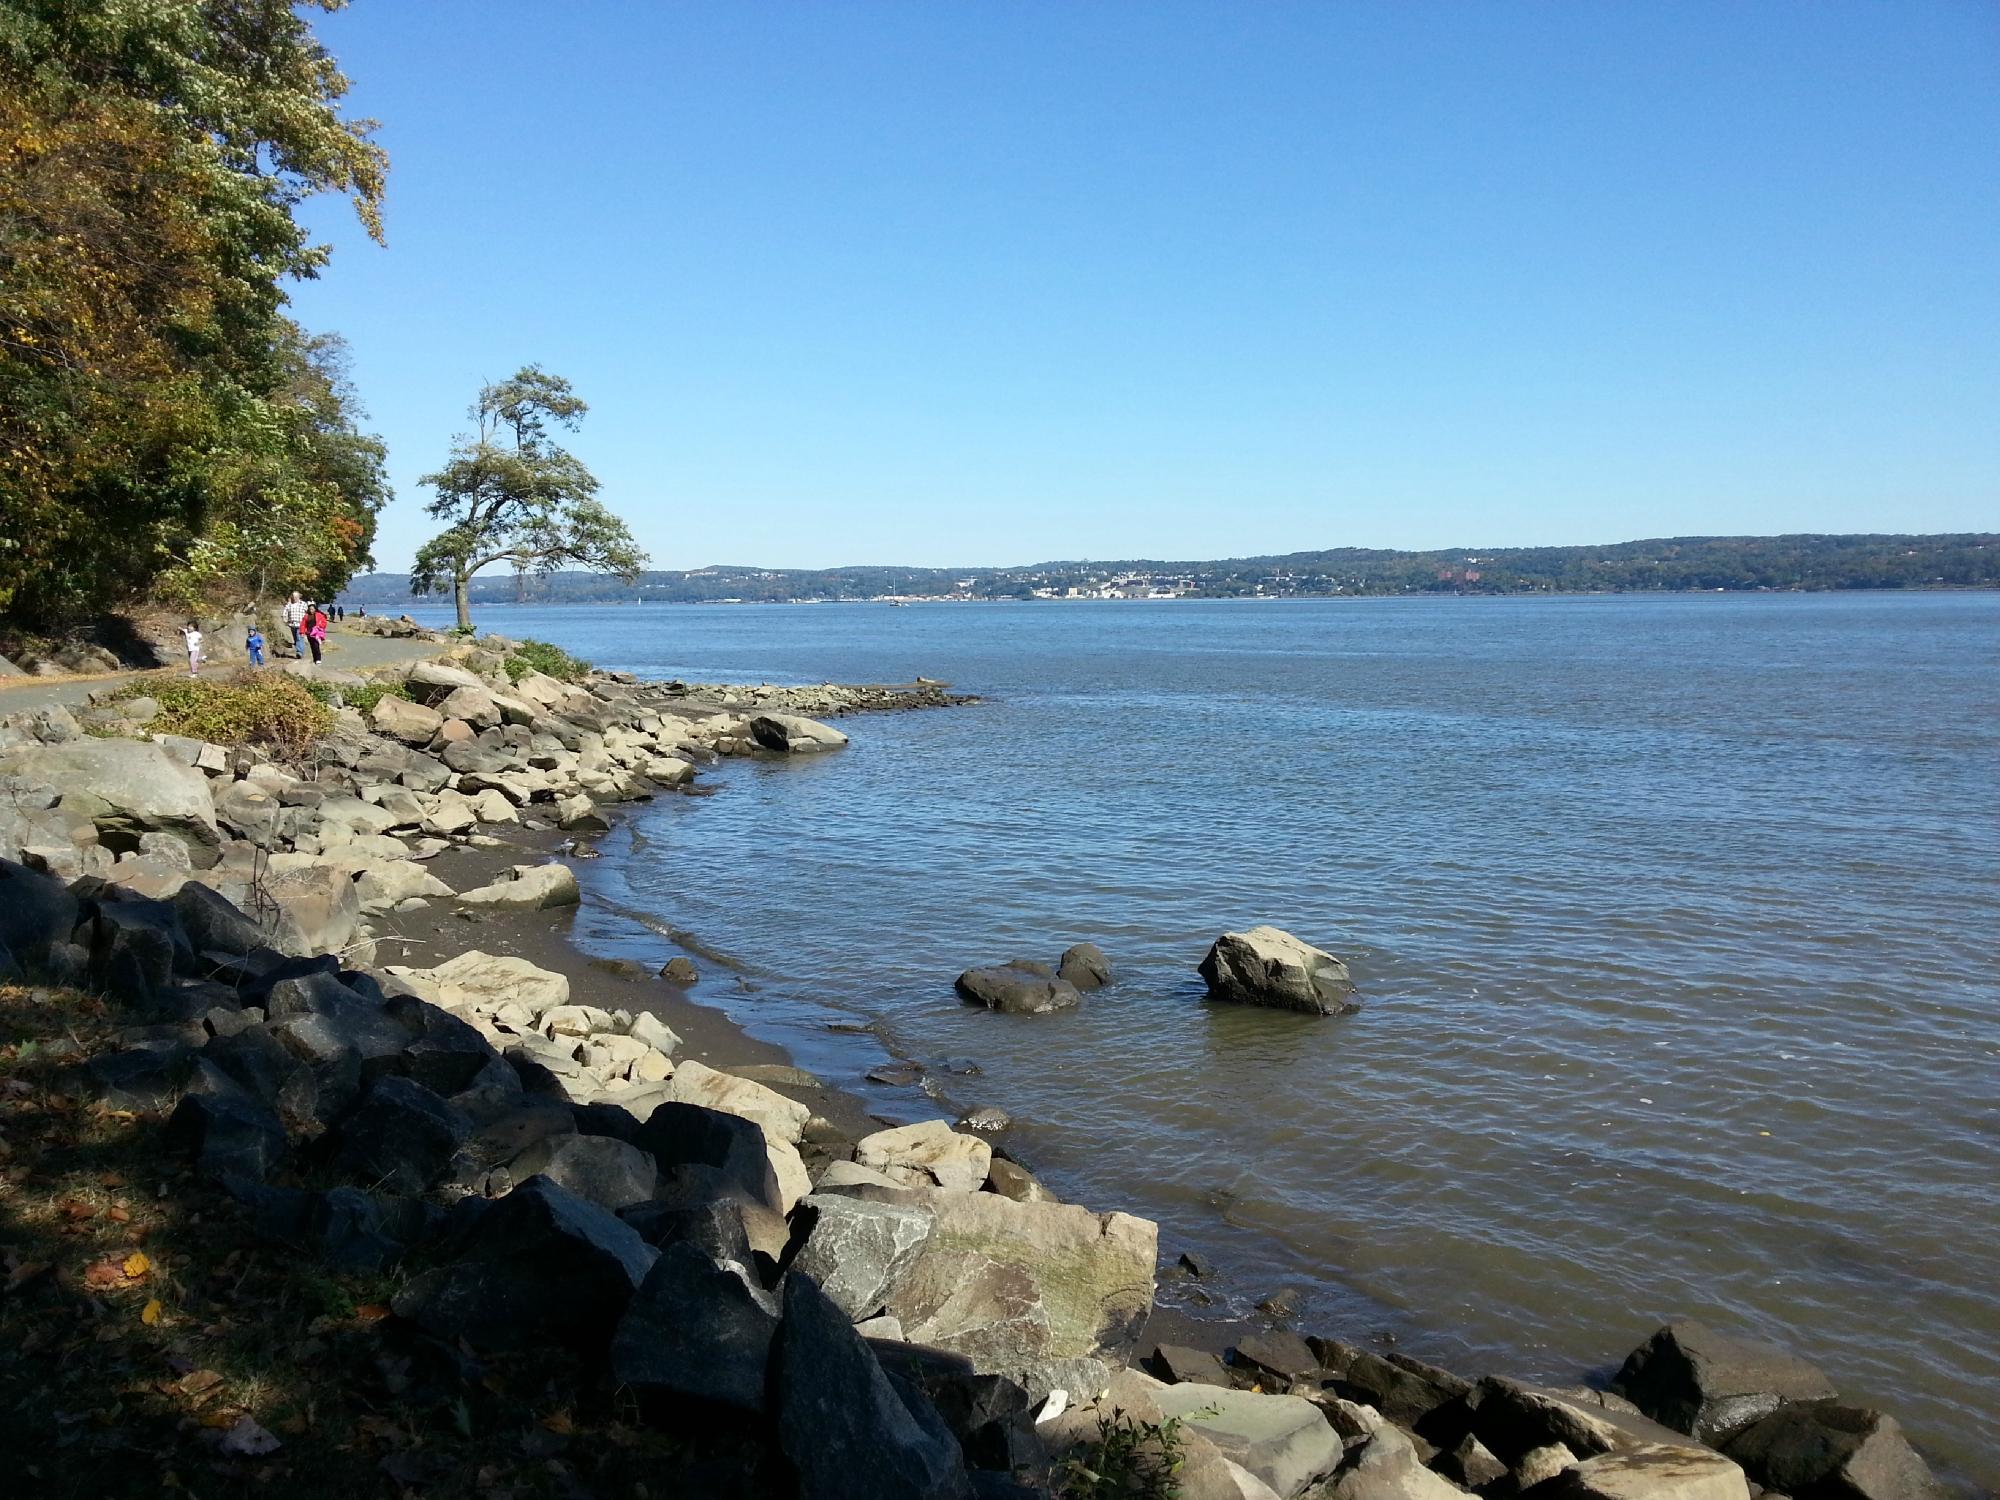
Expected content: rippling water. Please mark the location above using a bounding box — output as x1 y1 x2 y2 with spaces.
408 593 2000 1485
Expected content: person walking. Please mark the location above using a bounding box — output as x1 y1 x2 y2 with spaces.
246 624 265 667
281 592 308 656
304 602 328 664
181 620 203 677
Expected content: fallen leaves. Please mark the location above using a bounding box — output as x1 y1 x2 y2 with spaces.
141 1297 162 1325
123 1250 150 1278
217 1415 282 1457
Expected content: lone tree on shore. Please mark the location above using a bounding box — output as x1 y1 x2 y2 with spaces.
412 366 646 629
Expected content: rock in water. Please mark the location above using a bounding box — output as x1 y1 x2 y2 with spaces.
1198 926 1358 1015
1056 942 1113 990
1611 1321 1838 1445
955 960 1082 1015
775 1272 972 1500
1722 1402 1946 1500
749 711 850 753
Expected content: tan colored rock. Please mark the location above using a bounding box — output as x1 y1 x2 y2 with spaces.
1549 1445 1751 1500
656 1058 810 1144
456 861 580 910
425 949 570 1012
371 694 444 746
854 1119 992 1193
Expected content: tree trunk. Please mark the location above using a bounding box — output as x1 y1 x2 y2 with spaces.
454 571 472 632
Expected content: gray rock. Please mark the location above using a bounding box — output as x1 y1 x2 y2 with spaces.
1340 1350 1473 1431
1154 1343 1234 1388
1235 1329 1320 1383
610 1242 779 1413
658 955 699 985
0 739 222 865
1434 1434 1507 1489
1153 1382 1344 1499
1056 942 1113 990
955 960 1083 1015
1722 1402 1946 1500
391 1175 656 1350
1198 926 1358 1015
405 659 487 695
618 1195 759 1268
983 1157 1054 1203
503 1132 658 1211
775 1271 972 1500
749 711 850 753
1611 1321 1838 1445
456 861 580 910
1469 1377 1696 1466
0 858 78 975
792 1193 938 1320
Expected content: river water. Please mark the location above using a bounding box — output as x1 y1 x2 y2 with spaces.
404 592 2000 1485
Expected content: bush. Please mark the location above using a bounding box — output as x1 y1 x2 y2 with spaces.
505 638 590 683
330 679 410 717
1058 1408 1197 1499
114 674 333 756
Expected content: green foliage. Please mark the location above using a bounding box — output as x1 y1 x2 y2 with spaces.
505 638 589 682
1059 1407 1196 1499
114 672 332 755
412 367 647 629
0 1 388 627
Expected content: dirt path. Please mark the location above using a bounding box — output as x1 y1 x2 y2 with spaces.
0 628 445 713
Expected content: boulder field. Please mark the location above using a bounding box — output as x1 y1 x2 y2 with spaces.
0 644 1956 1500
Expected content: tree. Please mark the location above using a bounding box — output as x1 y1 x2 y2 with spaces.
412 366 647 630
0 0 388 626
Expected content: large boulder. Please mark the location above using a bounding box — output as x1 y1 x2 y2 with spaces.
1198 926 1357 1015
1545 1444 1751 1500
405 659 487 696
749 712 849 753
502 1132 657 1211
0 858 79 976
0 740 220 866
633 1102 784 1211
872 1187 1157 1391
1611 1322 1838 1445
1721 1402 1945 1500
258 861 363 957
791 1193 938 1320
610 1242 779 1414
774 1272 972 1500
391 1176 656 1350
456 861 580 910
325 1076 471 1194
657 1059 810 1144
854 1119 992 1192
416 949 570 1013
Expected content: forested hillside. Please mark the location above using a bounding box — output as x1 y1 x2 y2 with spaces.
342 532 1999 606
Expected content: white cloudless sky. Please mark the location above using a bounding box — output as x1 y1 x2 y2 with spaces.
286 1 2000 573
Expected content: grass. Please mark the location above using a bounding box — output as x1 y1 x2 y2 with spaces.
108 673 334 757
503 640 590 684
302 677 409 717
0 983 755 1498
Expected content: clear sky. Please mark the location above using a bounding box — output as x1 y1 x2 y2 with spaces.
288 1 2000 573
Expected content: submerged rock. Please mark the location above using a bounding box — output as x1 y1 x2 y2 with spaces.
1198 926 1358 1015
955 960 1082 1016
1056 942 1113 991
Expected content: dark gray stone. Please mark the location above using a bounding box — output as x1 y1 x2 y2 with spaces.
86 1043 193 1110
1723 1402 1946 1500
1340 1348 1472 1429
619 1197 758 1269
86 896 187 1005
164 1092 287 1180
609 1242 778 1413
385 996 506 1096
326 1075 470 1193
168 881 265 959
1612 1320 1839 1445
501 1132 657 1211
1235 1328 1321 1383
391 1176 657 1350
632 1101 781 1211
775 1271 973 1500
955 961 1082 1016
0 858 78 975
1055 942 1112 991
1151 1343 1233 1388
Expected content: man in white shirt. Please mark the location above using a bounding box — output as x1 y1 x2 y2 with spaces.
281 593 308 656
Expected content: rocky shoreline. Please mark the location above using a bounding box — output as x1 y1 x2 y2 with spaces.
0 634 1961 1499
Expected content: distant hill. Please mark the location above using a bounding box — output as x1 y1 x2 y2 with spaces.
337 532 1999 607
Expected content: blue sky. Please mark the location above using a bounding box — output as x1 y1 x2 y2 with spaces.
289 2 2000 573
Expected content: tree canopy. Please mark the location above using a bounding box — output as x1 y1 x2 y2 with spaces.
412 367 647 629
0 0 389 627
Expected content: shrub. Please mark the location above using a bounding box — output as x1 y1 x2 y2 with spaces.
1058 1408 1196 1499
114 673 333 756
332 679 410 716
505 638 590 683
